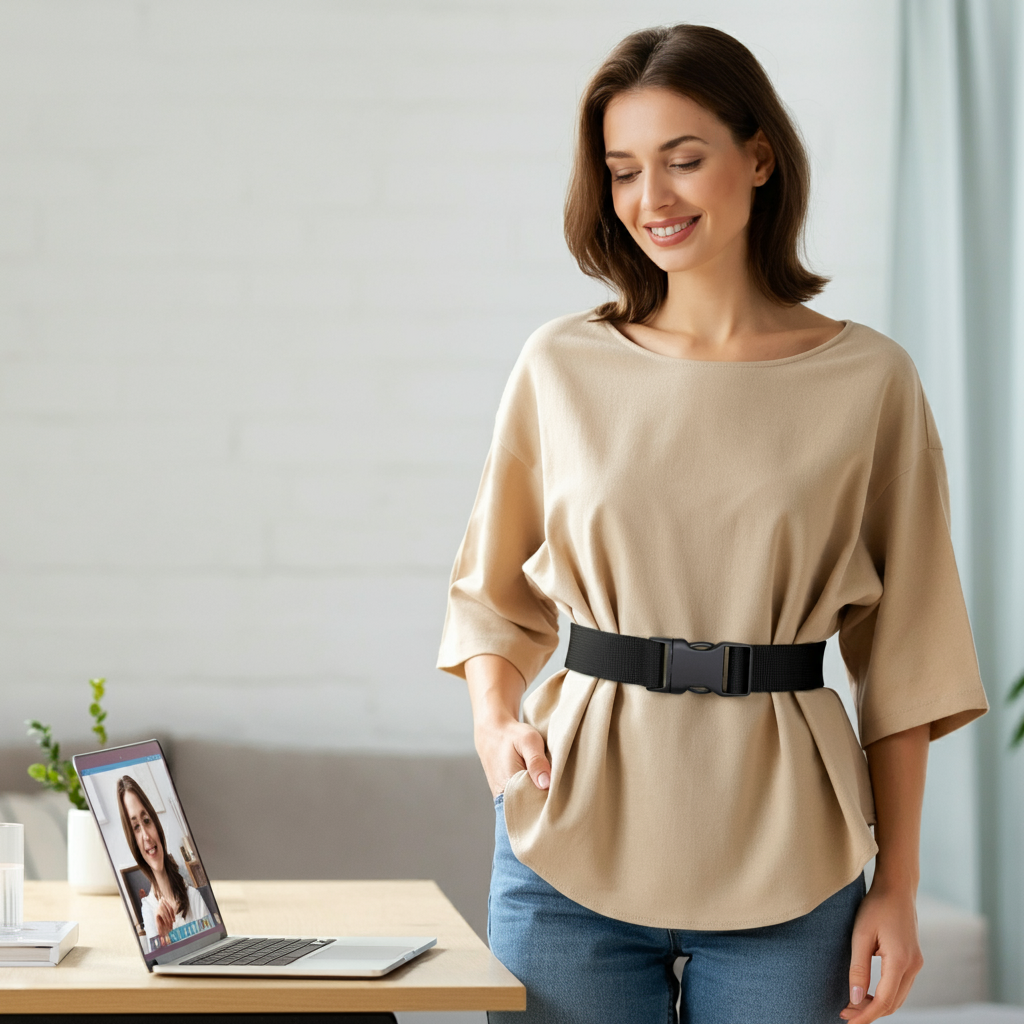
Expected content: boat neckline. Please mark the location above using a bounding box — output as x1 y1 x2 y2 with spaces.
600 317 855 367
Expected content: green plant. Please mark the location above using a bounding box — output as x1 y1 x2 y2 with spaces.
26 678 108 809
1009 670 1024 748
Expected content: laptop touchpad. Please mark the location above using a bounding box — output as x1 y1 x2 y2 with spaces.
306 944 412 961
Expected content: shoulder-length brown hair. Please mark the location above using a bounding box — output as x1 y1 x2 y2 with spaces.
564 24 828 324
117 774 189 921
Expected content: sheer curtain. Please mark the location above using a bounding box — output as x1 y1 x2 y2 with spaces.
894 0 1024 1000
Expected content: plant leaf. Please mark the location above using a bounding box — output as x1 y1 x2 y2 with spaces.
27 763 46 780
1012 713 1024 749
67 771 84 805
26 720 52 750
1008 673 1024 703
86 677 109 746
67 771 86 810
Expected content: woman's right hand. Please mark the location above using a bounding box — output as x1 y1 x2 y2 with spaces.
154 895 176 937
474 715 552 798
465 653 552 798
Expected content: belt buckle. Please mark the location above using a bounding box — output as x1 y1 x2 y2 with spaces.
648 638 752 696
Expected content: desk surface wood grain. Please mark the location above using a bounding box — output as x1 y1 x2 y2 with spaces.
0 880 525 1014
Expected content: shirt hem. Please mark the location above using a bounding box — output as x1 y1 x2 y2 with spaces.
508 842 879 932
503 776 879 931
860 691 989 748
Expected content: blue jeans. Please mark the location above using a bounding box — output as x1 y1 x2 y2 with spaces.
488 794 865 1024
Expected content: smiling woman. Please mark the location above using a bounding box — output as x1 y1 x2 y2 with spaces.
438 22 987 1024
116 775 211 948
565 25 827 327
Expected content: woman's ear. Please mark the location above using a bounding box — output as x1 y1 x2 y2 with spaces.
750 129 775 186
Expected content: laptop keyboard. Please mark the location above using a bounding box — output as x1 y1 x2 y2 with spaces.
180 936 335 967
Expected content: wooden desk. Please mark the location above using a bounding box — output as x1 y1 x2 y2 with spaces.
1 880 525 1015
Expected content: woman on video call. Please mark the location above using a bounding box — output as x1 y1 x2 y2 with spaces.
438 24 988 1024
116 775 210 944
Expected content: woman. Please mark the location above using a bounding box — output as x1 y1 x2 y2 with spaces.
437 24 988 1024
116 775 210 948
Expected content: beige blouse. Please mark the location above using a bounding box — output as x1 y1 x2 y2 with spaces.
437 312 988 930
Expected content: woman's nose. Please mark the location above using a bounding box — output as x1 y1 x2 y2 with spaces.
641 168 675 211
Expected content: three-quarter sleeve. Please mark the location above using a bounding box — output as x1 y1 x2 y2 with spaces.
437 436 559 682
839 442 988 746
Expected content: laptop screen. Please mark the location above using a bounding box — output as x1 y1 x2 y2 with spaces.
74 740 226 965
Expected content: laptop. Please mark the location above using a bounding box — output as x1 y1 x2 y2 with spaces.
73 739 436 977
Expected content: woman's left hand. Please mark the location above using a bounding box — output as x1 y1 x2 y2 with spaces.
841 878 923 1022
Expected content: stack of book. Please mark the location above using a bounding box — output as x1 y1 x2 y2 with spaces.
0 921 78 967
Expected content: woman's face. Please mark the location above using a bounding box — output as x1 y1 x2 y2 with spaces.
603 87 774 277
123 790 164 873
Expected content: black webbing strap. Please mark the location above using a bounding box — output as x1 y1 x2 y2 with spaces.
565 622 825 695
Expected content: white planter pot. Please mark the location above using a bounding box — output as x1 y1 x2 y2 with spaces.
67 809 117 894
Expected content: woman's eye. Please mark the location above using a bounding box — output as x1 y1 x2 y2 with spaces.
671 159 701 171
612 171 639 183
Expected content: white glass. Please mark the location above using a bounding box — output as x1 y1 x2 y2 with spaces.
0 822 24 932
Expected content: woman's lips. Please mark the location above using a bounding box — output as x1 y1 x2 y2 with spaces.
644 215 700 247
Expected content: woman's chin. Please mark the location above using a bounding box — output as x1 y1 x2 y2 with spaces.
644 247 707 275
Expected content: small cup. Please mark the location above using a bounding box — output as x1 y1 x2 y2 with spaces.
0 822 24 932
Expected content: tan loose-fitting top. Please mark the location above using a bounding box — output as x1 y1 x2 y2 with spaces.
437 312 988 930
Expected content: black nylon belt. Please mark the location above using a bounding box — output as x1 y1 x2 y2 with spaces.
564 623 826 696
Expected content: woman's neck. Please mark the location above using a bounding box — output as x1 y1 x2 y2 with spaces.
625 246 841 363
653 265 766 351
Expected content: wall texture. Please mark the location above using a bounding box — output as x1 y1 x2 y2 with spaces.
0 0 897 751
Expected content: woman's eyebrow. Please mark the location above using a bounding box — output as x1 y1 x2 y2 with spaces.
605 134 709 160
659 134 707 151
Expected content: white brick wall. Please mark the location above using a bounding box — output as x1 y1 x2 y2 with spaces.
0 0 897 752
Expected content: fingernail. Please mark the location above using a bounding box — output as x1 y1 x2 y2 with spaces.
537 772 550 789
851 986 864 1005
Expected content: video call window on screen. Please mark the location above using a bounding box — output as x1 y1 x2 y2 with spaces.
79 752 221 959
